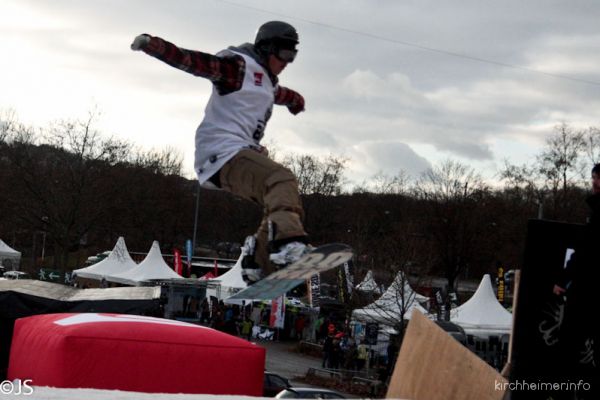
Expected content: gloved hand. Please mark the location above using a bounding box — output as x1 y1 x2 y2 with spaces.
131 34 151 51
287 93 305 115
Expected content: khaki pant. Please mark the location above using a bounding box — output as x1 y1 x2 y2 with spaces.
219 149 307 273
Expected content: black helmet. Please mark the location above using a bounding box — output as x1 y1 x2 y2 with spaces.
255 21 299 46
254 21 299 63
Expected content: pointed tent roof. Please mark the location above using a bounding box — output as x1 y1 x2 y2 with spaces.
355 270 381 294
213 255 247 290
216 253 255 305
352 271 429 324
377 271 429 304
450 274 512 336
0 239 21 258
107 241 183 285
73 237 136 281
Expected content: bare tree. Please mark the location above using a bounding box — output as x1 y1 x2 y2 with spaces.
501 122 590 219
281 153 347 196
582 126 600 167
354 170 412 195
414 159 489 293
3 114 132 269
537 122 585 193
133 146 183 176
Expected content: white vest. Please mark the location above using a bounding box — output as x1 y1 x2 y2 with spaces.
194 50 275 185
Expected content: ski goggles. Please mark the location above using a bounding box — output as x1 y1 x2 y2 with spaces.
274 47 297 63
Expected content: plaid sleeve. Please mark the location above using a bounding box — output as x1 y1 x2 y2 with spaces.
275 86 305 114
143 36 245 94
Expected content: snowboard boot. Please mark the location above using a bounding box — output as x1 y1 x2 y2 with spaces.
241 235 263 284
269 241 312 267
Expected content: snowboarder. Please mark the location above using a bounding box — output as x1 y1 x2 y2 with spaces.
131 21 310 282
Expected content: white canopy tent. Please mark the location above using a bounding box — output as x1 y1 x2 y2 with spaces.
73 237 137 281
450 274 512 338
0 239 21 270
107 241 183 286
374 271 429 304
352 271 429 325
355 270 382 294
213 254 248 303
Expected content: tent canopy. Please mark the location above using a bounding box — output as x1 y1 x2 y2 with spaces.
73 237 137 281
212 253 250 304
214 255 247 290
450 274 512 337
352 271 429 325
355 270 381 294
107 241 183 286
373 271 429 305
0 239 20 258
0 239 21 270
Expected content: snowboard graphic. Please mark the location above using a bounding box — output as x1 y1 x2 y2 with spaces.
228 243 353 300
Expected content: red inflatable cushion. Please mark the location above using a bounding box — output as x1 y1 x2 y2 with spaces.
8 313 265 395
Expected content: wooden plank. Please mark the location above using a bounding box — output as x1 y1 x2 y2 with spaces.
386 310 507 400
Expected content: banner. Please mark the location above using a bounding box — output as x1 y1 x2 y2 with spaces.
270 295 285 329
497 265 505 305
173 248 182 276
307 274 320 308
345 261 354 294
337 260 353 303
186 239 193 277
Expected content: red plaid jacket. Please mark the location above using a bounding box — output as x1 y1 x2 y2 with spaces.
143 36 304 114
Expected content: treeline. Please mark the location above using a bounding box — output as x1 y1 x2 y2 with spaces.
1 113 598 290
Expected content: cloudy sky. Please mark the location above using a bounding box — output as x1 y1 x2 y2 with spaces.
1 0 599 186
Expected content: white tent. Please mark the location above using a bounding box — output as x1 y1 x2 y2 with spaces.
375 271 429 304
214 257 246 289
0 239 21 269
215 253 248 301
200 252 254 304
73 237 137 281
107 241 183 286
355 270 382 294
352 271 429 325
450 274 512 337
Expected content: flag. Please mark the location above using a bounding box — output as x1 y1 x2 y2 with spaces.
173 248 182 276
270 295 285 329
497 265 505 305
186 239 193 277
213 259 218 277
307 274 320 309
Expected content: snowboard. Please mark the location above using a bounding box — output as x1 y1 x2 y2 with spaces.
227 243 353 301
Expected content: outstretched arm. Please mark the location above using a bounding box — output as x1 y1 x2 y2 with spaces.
275 86 305 115
131 34 245 94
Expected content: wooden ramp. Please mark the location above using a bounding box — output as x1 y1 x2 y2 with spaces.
386 310 507 400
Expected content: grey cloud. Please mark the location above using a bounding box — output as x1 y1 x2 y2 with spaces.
359 141 431 179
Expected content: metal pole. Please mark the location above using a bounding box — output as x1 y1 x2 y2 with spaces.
192 182 201 256
41 232 46 262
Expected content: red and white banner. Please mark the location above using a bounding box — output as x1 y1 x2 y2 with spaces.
270 295 285 329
